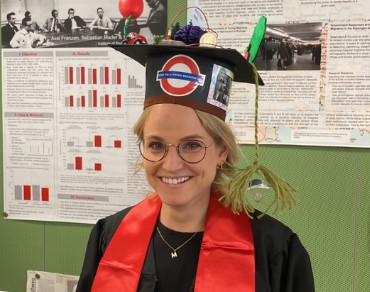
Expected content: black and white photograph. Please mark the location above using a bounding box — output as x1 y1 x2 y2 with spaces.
254 23 323 71
212 71 232 106
1 0 167 48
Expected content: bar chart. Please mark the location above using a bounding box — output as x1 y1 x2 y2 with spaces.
128 74 143 89
64 91 122 108
67 156 83 170
14 184 50 202
67 156 103 171
65 66 122 85
66 134 123 149
25 139 53 156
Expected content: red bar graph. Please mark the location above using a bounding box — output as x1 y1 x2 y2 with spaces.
117 68 122 84
81 67 85 84
104 67 109 84
75 157 83 170
81 95 86 107
41 188 49 201
117 94 122 108
94 135 102 147
24 185 31 200
93 68 97 84
69 95 74 107
93 90 98 107
114 140 122 148
95 163 102 171
67 66 123 85
105 94 109 107
69 67 73 84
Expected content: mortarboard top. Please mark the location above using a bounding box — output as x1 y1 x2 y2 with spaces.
110 44 264 85
110 43 263 120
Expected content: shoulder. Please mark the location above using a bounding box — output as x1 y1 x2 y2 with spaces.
249 212 315 291
250 211 296 257
157 3 166 13
95 206 134 246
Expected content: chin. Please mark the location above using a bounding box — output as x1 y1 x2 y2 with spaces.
155 190 191 206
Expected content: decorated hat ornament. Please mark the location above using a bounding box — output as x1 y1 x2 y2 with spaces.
110 7 295 217
221 15 295 217
248 178 271 202
244 16 267 62
173 21 206 45
118 0 144 40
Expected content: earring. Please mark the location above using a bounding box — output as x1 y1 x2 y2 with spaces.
217 161 224 169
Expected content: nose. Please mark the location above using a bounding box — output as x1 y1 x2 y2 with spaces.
161 146 183 170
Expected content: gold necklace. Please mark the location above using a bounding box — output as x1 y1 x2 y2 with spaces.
156 226 198 259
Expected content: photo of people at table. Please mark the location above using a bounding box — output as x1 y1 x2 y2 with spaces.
1 0 167 48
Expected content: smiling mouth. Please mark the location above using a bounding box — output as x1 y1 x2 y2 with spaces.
161 177 190 185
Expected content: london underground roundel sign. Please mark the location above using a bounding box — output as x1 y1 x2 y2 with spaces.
157 55 205 96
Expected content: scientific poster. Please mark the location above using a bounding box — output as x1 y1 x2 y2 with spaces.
2 0 369 223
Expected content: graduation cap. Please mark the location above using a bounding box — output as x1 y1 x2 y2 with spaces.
110 44 264 120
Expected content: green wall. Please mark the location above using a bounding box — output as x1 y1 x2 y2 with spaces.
1 1 369 291
1 146 369 291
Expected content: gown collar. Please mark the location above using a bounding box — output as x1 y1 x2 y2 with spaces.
92 193 255 292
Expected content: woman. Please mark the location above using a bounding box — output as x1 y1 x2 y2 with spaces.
76 43 314 291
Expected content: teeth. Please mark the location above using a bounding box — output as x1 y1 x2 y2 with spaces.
162 177 190 185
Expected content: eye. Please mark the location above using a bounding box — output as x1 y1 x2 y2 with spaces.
181 141 204 152
146 140 165 152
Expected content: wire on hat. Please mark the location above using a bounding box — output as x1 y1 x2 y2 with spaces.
166 6 211 40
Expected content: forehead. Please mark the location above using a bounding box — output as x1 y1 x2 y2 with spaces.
143 104 209 139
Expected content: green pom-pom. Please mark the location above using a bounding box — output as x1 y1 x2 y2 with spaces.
221 163 296 218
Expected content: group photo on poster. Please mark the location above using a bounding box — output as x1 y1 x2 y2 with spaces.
1 0 167 48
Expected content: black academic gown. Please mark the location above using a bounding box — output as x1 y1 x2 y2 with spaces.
76 207 315 292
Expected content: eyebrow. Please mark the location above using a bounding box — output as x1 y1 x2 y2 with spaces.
144 134 207 142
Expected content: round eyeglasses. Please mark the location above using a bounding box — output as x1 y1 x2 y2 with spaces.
139 139 215 164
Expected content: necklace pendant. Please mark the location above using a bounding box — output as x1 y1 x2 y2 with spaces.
171 251 177 258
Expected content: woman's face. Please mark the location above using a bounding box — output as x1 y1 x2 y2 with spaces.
142 104 228 209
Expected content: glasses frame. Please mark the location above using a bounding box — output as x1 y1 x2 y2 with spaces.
139 139 215 164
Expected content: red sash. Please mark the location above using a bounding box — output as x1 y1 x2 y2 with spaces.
92 194 255 291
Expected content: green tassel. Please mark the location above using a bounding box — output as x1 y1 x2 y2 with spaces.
223 163 296 218
220 62 296 218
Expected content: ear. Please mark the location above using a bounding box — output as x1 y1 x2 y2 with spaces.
218 143 229 164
